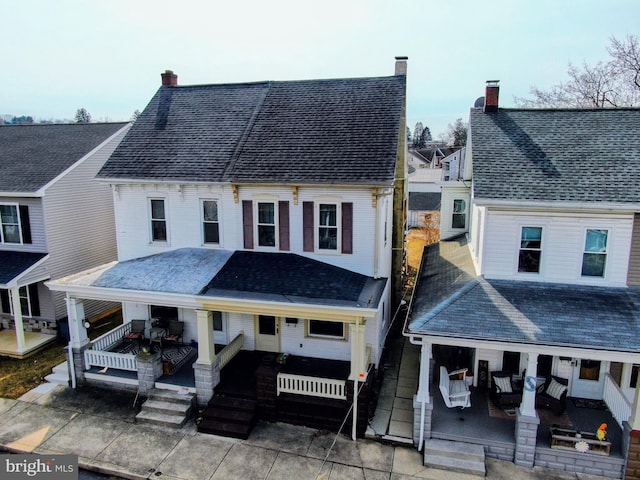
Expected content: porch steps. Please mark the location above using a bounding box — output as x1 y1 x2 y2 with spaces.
45 361 69 386
135 388 195 429
197 395 258 440
423 439 486 477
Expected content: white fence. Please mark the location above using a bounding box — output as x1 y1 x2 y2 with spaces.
91 322 131 352
603 373 632 428
277 373 347 400
216 332 244 370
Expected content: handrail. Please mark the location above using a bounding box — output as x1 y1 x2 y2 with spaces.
216 331 244 370
277 373 346 400
91 322 131 352
84 349 137 371
603 372 632 427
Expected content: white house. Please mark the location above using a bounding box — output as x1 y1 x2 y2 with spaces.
47 60 407 438
0 122 130 357
405 81 640 478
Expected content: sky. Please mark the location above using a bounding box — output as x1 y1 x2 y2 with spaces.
3 0 639 138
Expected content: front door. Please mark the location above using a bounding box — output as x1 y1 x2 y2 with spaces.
571 359 605 399
255 315 280 352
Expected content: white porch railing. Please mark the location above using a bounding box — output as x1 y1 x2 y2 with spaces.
84 322 136 371
216 332 244 370
84 349 138 371
603 373 632 428
91 322 131 352
277 373 347 400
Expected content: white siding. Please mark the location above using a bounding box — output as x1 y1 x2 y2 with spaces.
439 184 471 240
114 183 384 277
481 209 633 286
42 125 129 318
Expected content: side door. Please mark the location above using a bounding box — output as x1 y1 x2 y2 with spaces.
255 315 280 353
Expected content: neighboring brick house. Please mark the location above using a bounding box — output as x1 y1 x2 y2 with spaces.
48 59 407 438
406 81 640 478
0 123 129 357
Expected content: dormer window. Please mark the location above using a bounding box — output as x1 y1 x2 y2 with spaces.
518 227 542 273
150 199 167 242
257 202 276 247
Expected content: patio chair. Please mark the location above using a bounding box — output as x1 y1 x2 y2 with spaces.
490 371 522 409
439 366 471 409
162 320 184 346
535 375 568 415
123 319 146 344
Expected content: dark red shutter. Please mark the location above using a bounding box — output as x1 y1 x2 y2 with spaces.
342 202 353 254
303 201 314 252
19 206 32 244
278 201 290 251
242 200 254 249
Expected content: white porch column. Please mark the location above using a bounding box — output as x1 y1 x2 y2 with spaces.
349 319 367 381
416 341 432 401
628 373 640 430
10 287 26 352
66 296 88 349
520 352 539 417
195 309 216 364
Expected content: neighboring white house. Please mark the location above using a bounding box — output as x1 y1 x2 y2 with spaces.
0 123 130 357
405 81 640 478
47 61 407 438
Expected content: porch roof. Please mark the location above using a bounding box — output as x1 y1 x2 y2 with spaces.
50 248 386 310
0 251 48 287
407 237 640 353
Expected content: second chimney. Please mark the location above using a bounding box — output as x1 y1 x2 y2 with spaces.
484 80 499 112
161 70 178 86
395 56 408 76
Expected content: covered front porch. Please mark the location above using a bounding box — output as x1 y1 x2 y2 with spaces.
0 328 56 358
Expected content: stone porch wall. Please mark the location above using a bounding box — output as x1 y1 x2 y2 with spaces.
535 447 624 478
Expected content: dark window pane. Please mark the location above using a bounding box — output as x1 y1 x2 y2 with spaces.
631 365 640 389
151 200 165 219
204 223 219 243
258 225 275 246
319 204 337 226
203 201 218 222
579 360 601 380
521 227 542 249
150 305 178 321
518 250 541 272
452 213 465 229
258 203 274 224
319 227 337 250
213 311 223 331
582 253 606 276
259 315 276 335
152 220 167 241
309 320 344 338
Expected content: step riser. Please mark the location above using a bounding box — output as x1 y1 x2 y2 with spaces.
423 448 484 463
424 458 485 477
148 394 194 406
145 405 192 416
137 415 187 428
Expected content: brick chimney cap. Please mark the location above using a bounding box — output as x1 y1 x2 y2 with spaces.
395 56 409 60
486 80 500 86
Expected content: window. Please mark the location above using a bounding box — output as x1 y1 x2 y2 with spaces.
582 229 608 277
308 319 344 339
150 199 167 242
579 359 601 380
150 305 178 322
2 285 40 317
318 204 338 250
518 227 542 273
452 199 466 229
630 365 640 389
0 204 21 244
202 200 220 244
213 311 223 331
257 202 276 247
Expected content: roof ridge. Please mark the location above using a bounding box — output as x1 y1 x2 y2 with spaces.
221 81 271 181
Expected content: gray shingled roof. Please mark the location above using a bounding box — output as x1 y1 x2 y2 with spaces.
407 238 640 353
98 76 405 185
0 123 128 193
408 192 441 211
0 251 47 285
470 108 640 203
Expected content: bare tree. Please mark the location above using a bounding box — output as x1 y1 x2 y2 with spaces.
412 122 425 148
515 35 640 108
446 118 468 147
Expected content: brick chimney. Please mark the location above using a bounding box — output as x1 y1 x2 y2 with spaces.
395 56 408 76
161 70 178 86
484 80 499 112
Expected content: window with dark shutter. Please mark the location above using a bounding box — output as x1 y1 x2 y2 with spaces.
303 201 314 252
19 206 32 244
342 202 353 254
278 201 290 251
28 284 40 317
242 200 254 249
0 289 10 314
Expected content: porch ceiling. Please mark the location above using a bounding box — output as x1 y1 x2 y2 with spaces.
408 237 640 354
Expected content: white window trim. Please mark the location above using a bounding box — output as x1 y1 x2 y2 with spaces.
315 201 341 254
254 200 279 250
0 203 22 245
451 198 467 230
148 197 169 245
200 198 222 247
580 227 610 279
516 225 545 276
306 319 347 341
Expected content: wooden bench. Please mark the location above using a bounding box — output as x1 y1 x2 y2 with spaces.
550 426 611 456
439 366 471 408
